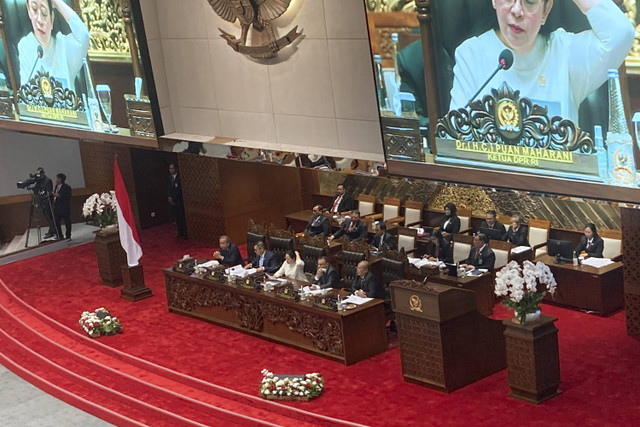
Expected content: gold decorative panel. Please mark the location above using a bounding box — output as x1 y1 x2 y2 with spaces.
366 0 416 12
79 0 131 59
428 186 496 216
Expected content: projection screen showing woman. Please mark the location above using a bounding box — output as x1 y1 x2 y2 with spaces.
18 0 90 89
449 0 634 124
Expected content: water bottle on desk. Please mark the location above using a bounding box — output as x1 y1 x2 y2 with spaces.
337 294 343 311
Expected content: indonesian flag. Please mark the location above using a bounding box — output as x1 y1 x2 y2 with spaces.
114 157 142 266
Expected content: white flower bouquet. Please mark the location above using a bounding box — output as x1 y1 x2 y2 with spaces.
82 191 118 228
495 260 557 324
259 369 324 400
79 307 123 338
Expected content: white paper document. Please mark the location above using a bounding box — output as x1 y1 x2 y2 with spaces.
303 286 330 296
343 295 373 305
408 257 443 268
197 260 219 268
581 258 614 268
510 246 530 254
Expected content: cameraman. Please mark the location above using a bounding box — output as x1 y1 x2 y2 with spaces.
33 167 57 239
53 173 72 241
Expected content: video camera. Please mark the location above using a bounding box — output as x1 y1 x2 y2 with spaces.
16 173 44 190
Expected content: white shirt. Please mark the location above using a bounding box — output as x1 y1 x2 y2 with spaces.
274 258 308 282
450 0 634 124
18 14 90 89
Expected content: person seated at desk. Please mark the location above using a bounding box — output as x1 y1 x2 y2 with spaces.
575 223 604 258
424 229 453 264
503 215 529 247
304 205 330 237
212 235 243 266
329 183 354 214
311 256 339 289
329 210 368 242
274 250 309 282
480 209 506 235
439 202 460 236
352 260 386 299
371 222 397 251
461 233 496 272
245 241 278 273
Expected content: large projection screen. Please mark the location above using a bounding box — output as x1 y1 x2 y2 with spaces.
364 0 640 203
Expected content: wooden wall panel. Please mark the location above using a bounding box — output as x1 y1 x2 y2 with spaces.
622 207 640 338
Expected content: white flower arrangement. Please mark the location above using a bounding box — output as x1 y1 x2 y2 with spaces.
259 369 324 400
82 191 118 228
79 307 122 338
495 260 557 324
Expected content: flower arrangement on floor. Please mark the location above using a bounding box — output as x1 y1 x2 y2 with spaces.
79 308 122 338
260 369 324 400
82 191 118 228
495 260 557 324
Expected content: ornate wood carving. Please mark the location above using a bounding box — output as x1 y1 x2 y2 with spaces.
437 83 595 153
296 234 327 249
0 90 15 119
381 115 423 162
17 71 84 111
339 236 369 256
268 224 295 239
165 274 345 356
622 206 640 338
248 218 268 236
206 0 303 59
79 0 130 56
428 185 496 216
94 230 127 287
397 313 445 384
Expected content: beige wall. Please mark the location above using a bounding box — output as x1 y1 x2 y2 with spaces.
139 0 384 160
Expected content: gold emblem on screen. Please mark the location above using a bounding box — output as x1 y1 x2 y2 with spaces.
409 295 422 312
497 99 520 130
206 0 303 59
39 76 54 105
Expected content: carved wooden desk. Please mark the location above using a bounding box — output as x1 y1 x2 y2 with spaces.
163 270 387 365
535 254 624 315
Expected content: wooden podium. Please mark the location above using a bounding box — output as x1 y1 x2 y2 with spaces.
390 280 506 393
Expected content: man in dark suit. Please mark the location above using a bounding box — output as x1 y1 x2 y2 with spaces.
353 261 386 299
371 222 397 251
311 256 339 289
328 184 354 214
168 163 187 239
503 215 529 247
246 241 278 273
462 233 496 271
53 173 72 241
213 235 243 266
479 209 506 235
329 210 368 242
304 205 330 237
34 167 56 239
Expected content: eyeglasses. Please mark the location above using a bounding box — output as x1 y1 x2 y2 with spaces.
500 0 545 13
29 5 50 19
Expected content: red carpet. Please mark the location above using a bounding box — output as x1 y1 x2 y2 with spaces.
1 224 639 426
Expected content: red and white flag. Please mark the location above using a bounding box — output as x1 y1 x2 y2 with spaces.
114 157 142 266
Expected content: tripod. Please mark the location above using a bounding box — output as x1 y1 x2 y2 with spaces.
25 187 60 247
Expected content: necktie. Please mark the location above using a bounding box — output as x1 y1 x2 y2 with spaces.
54 184 61 201
331 196 342 213
474 248 480 260
587 240 592 250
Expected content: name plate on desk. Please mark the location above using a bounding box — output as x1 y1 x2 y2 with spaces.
313 294 339 312
235 272 265 291
203 266 226 281
173 257 196 275
275 282 300 301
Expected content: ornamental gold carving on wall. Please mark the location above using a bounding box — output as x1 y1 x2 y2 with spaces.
206 0 302 59
79 0 130 59
428 185 496 216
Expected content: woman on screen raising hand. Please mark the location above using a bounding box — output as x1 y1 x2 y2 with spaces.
450 0 634 124
18 0 90 89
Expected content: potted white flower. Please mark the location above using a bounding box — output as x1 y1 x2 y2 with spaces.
495 260 557 324
83 191 118 230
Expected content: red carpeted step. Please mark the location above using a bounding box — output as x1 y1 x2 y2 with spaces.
0 291 313 427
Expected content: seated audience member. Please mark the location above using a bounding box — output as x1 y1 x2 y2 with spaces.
213 235 243 266
424 229 453 264
311 256 339 289
479 209 506 235
461 233 496 272
245 241 278 273
439 202 460 235
575 223 604 258
371 222 397 251
503 215 529 247
329 210 368 242
274 250 309 282
352 260 386 299
304 205 330 237
329 183 354 214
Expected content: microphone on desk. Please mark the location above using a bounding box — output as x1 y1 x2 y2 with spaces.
27 46 44 84
465 49 514 108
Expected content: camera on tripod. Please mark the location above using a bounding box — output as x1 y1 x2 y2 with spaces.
16 173 44 190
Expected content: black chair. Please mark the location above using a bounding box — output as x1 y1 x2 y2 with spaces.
426 0 610 136
340 250 366 291
301 244 324 276
246 219 267 262
268 236 294 266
